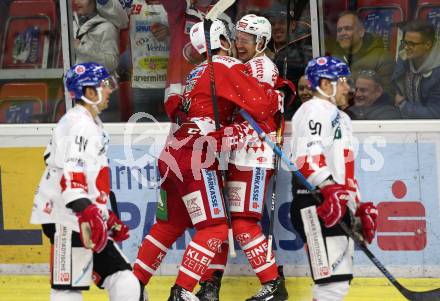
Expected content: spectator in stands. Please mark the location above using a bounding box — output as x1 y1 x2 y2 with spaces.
127 0 170 120
392 20 440 119
73 0 120 74
329 11 395 96
96 0 128 30
348 70 401 119
265 3 312 86
283 74 312 118
297 75 313 103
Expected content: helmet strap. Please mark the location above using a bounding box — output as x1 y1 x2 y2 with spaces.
220 36 232 53
316 81 337 102
80 87 103 114
254 37 267 57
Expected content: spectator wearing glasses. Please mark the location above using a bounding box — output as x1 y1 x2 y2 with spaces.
392 20 440 119
329 11 395 97
348 70 401 120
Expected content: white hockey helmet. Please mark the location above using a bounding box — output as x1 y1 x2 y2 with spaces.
190 19 231 55
235 14 272 53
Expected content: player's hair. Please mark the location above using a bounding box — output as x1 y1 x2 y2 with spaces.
403 20 436 44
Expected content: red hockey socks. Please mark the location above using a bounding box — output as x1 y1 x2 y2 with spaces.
133 222 185 285
199 242 228 282
233 218 278 283
176 224 228 291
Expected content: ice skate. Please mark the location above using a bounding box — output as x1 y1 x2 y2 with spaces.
168 284 200 301
195 271 223 301
245 277 288 301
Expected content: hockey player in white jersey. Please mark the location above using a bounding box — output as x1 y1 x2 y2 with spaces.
290 56 378 301
196 14 289 301
30 62 144 301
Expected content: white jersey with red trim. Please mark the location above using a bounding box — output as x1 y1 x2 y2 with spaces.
290 96 359 205
31 105 110 231
229 55 279 169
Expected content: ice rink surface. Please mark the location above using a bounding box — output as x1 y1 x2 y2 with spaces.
1 275 439 300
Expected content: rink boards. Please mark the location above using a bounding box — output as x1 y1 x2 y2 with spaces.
0 121 440 277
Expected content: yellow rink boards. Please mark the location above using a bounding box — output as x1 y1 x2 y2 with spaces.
1 275 439 301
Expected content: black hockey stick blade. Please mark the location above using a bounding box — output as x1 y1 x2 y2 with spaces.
342 222 440 301
401 286 440 301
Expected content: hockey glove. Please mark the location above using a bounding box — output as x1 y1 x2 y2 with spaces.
317 184 350 228
77 204 108 253
165 94 188 124
107 210 129 242
207 122 249 152
355 202 378 244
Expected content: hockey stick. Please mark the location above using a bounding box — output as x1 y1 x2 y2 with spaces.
266 115 283 263
205 0 235 20
267 0 291 262
203 17 236 258
239 109 440 301
109 190 120 218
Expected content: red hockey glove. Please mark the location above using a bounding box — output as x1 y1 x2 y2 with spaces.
207 122 249 152
77 204 108 253
355 202 378 244
317 184 350 228
165 94 188 124
107 210 129 242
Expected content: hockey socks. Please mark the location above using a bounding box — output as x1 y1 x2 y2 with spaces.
176 224 228 291
133 222 184 285
233 218 279 284
199 242 228 283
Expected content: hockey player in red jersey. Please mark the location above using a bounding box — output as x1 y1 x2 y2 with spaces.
290 56 378 301
133 19 280 301
195 14 291 301
30 62 143 301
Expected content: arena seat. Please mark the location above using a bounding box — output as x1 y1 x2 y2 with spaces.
0 0 58 69
51 85 66 123
416 0 440 34
0 82 49 123
357 0 410 58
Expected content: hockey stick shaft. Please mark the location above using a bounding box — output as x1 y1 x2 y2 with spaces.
240 109 440 301
204 19 236 258
266 115 283 263
268 0 291 262
206 0 235 20
109 190 119 218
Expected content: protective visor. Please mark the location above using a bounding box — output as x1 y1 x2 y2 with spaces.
100 76 118 91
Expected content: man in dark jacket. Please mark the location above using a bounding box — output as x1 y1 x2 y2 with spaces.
329 11 395 96
348 70 401 120
392 20 440 119
265 5 312 119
